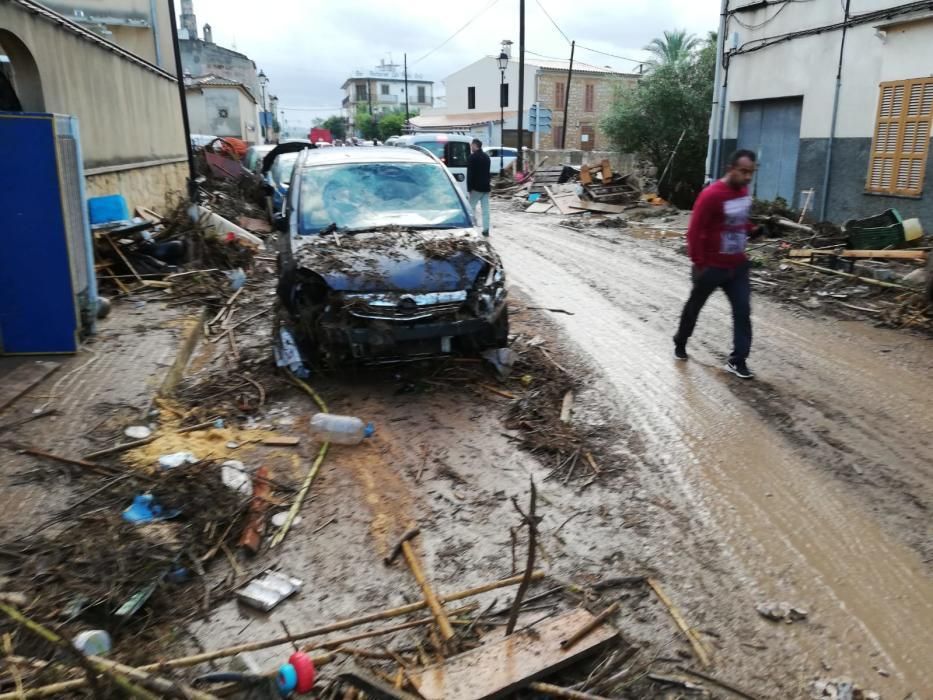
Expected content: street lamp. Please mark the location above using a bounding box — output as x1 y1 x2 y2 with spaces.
258 69 269 143
497 50 508 174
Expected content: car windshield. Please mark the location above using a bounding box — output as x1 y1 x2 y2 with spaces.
297 162 470 234
271 153 300 185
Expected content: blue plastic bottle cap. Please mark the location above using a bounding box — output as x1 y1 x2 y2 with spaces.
364 422 375 438
276 663 298 695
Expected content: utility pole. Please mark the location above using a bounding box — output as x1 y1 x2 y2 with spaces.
516 0 526 171
562 40 575 151
404 53 410 125
167 0 197 207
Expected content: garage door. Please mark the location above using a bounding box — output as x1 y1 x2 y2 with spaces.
737 98 803 202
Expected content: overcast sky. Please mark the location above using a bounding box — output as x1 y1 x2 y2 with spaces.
180 0 720 127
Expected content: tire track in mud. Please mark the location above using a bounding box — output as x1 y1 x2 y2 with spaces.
493 206 933 696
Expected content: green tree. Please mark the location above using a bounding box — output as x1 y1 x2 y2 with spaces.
644 29 700 67
320 115 347 140
355 107 379 140
378 111 407 141
603 32 716 207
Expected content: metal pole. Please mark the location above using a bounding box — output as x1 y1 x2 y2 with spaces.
562 40 575 151
404 53 410 125
500 67 505 172
149 0 162 67
712 51 730 179
819 0 851 221
167 0 197 205
260 83 267 143
516 0 525 171
704 0 728 182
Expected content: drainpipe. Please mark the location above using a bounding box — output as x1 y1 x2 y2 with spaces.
149 0 162 67
819 0 851 221
705 0 729 182
712 31 735 183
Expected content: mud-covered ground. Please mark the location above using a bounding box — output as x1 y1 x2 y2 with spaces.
183 202 933 698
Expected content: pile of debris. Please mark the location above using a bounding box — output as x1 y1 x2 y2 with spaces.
747 205 931 332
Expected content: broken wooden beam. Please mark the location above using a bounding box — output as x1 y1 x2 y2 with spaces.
786 260 917 291
647 578 711 668
0 362 60 413
410 608 618 700
788 248 926 261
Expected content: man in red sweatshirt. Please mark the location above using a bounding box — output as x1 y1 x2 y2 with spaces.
673 150 758 379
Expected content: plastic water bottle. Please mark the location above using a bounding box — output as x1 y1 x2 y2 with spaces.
309 413 369 445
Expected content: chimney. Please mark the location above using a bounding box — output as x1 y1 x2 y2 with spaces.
180 0 198 40
203 23 213 44
501 40 513 59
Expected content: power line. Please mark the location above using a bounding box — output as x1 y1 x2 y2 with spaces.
534 0 571 44
574 43 644 65
412 0 502 65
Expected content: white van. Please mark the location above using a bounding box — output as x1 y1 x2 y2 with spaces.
394 133 473 194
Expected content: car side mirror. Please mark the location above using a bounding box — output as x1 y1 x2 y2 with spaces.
454 173 465 182
274 213 288 232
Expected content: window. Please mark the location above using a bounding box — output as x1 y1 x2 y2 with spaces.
417 85 426 103
584 84 595 112
447 141 471 168
553 123 564 149
467 86 476 110
580 124 595 151
866 78 933 196
555 82 565 110
501 83 509 108
355 84 367 101
381 84 390 95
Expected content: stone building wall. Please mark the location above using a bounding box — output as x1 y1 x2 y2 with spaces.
535 71 637 151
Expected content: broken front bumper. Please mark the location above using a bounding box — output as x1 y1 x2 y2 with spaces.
319 305 505 361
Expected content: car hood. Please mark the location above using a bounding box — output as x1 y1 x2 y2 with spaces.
292 228 495 293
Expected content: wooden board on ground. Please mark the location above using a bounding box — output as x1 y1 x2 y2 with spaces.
262 436 300 446
569 200 629 214
410 608 618 700
601 159 613 183
525 201 554 214
788 248 927 260
0 361 60 413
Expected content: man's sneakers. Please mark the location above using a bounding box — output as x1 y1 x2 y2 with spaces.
482 230 490 237
725 358 755 379
674 343 688 361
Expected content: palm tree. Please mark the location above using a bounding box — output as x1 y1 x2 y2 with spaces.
644 29 700 67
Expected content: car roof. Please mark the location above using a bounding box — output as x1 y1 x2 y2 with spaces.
298 146 438 167
395 132 472 143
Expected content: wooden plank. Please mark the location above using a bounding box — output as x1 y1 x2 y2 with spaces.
544 187 574 216
579 167 592 186
410 608 618 700
0 361 60 414
568 200 628 215
788 248 927 260
601 159 613 183
262 436 300 446
525 201 555 214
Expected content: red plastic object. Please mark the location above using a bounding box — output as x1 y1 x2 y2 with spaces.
289 652 316 693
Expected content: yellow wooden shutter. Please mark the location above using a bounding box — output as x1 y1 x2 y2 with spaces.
866 78 933 196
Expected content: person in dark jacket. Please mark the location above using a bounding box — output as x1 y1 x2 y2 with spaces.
467 138 492 236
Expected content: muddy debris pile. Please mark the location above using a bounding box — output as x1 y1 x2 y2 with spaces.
745 204 931 332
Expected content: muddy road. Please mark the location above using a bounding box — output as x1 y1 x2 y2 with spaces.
492 202 933 697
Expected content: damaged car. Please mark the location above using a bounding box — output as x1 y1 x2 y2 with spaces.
275 147 508 365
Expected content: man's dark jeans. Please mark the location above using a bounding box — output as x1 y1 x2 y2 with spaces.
674 262 752 361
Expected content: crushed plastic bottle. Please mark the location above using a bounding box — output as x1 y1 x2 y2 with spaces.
309 413 368 445
274 327 310 379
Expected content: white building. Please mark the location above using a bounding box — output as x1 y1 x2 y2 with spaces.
185 74 258 143
342 59 433 133
708 0 933 222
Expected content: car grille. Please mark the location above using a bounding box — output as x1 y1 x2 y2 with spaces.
343 292 467 321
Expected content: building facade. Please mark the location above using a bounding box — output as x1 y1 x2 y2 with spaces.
342 59 434 132
1 0 187 210
185 75 258 142
709 0 933 222
40 0 175 72
414 49 637 151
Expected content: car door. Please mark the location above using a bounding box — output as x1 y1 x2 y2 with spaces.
445 141 471 195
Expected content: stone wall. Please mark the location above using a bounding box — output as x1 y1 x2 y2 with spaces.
536 71 637 151
179 39 259 101
86 161 188 213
